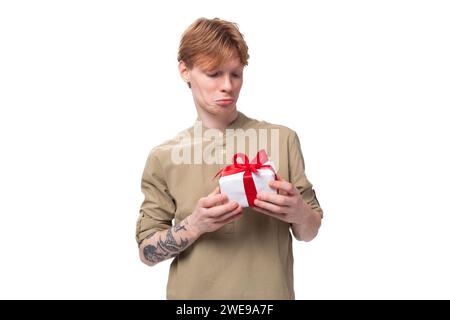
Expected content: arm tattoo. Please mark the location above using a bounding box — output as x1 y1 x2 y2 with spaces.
143 222 189 264
174 224 187 232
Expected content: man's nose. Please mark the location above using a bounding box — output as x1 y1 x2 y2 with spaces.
220 75 232 92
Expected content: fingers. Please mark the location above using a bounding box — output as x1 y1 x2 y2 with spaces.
221 210 243 224
199 192 228 208
208 200 240 217
269 179 298 196
215 205 243 223
253 198 286 215
256 192 293 207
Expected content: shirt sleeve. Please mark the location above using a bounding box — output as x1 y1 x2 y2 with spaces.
288 131 323 218
135 151 176 245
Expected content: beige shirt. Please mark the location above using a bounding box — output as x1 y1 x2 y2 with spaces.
135 111 323 299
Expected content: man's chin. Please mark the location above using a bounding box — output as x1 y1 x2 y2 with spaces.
207 104 237 114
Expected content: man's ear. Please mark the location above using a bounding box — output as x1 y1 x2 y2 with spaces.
178 61 191 88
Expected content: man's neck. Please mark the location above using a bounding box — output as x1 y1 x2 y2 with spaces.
195 107 239 131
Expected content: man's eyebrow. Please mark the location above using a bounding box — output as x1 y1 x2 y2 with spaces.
202 65 243 73
227 65 244 72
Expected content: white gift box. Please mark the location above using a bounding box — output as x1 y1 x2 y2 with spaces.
218 160 277 208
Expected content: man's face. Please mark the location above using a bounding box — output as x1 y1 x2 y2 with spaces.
184 54 244 117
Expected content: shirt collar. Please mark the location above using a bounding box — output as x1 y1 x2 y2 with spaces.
190 111 250 135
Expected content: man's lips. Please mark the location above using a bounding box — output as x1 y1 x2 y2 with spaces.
215 99 235 106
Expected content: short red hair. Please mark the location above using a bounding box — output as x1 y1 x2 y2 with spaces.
177 17 249 70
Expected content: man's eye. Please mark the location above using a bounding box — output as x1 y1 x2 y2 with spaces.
207 72 219 77
232 73 242 78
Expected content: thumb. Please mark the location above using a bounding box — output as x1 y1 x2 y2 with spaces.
208 186 221 197
274 176 289 196
208 186 227 206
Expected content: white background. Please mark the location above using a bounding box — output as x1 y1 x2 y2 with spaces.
1 0 449 299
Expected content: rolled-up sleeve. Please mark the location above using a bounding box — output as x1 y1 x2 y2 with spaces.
288 131 323 218
135 151 176 245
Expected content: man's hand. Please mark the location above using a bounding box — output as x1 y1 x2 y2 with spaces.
253 177 322 241
253 177 309 224
188 187 243 236
139 187 241 267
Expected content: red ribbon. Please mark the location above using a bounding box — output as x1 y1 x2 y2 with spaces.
215 150 277 207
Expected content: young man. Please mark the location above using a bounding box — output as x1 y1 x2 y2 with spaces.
136 17 323 299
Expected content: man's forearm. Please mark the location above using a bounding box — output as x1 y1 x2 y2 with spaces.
139 216 201 266
291 202 322 242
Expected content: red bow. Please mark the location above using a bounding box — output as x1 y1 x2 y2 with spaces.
215 150 277 207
